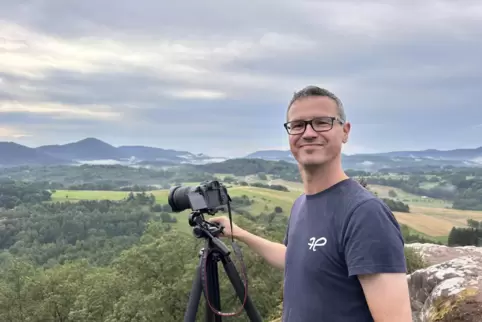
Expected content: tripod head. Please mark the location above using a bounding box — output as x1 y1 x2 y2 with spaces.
189 210 222 237
189 210 230 257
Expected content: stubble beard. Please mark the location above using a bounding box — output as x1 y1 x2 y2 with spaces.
298 146 340 169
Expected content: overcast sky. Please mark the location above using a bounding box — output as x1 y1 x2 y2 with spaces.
1 0 481 157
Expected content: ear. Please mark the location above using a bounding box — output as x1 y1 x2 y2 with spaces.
342 122 351 143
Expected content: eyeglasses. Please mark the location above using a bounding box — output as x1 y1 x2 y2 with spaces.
283 116 344 135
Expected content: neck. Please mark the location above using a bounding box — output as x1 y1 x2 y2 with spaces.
299 156 349 195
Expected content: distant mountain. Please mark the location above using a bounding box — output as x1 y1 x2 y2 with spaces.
37 138 124 161
245 150 295 162
0 138 225 167
0 142 70 166
117 145 219 164
1 137 481 170
372 147 482 160
118 146 189 162
244 146 482 170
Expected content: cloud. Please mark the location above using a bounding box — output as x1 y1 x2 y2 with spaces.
0 0 481 156
0 101 120 120
0 126 31 139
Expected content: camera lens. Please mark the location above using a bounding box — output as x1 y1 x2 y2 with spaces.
168 185 194 212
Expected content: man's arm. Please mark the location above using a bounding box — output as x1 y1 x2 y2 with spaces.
358 273 412 321
210 197 297 270
208 216 287 270
236 229 286 270
343 198 412 322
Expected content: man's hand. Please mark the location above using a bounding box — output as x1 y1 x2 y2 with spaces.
358 272 412 322
208 216 244 239
208 216 286 270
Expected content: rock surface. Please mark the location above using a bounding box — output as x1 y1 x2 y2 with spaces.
406 243 482 322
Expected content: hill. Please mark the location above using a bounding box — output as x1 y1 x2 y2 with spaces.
37 137 125 161
246 146 482 170
245 150 296 162
0 142 70 166
2 137 482 170
0 138 225 167
374 146 482 160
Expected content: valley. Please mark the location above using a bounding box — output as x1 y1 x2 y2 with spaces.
1 153 482 321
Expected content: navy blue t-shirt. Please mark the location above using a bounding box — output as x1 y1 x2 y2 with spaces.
282 178 407 321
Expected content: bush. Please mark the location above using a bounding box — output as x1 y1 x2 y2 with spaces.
404 247 428 274
382 198 410 213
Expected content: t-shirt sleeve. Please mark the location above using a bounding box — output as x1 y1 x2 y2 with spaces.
283 220 289 246
343 198 407 277
284 195 302 247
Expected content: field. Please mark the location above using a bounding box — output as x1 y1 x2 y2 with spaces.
51 186 300 212
367 185 452 208
393 206 482 240
51 190 170 202
51 186 300 234
51 180 482 243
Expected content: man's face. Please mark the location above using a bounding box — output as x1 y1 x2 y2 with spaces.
286 96 350 167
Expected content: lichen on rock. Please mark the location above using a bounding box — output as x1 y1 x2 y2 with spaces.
406 243 482 322
429 287 482 322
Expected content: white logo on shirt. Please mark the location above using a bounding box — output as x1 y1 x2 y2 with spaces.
308 237 327 251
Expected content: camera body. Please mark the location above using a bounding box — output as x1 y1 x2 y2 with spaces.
168 180 230 213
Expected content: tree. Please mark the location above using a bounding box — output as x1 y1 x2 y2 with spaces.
388 189 397 198
467 219 481 229
448 226 481 246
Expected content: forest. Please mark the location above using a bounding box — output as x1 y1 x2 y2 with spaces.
0 173 429 321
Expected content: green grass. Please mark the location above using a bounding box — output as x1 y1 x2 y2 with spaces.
228 186 301 215
51 190 170 202
51 186 300 215
404 225 449 244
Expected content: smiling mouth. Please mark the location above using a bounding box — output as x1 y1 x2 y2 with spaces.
300 144 323 148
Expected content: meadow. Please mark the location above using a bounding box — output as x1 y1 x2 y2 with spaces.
51 186 301 212
51 185 299 235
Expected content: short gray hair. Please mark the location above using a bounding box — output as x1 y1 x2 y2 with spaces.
287 85 346 122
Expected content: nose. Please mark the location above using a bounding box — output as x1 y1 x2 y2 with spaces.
302 123 318 139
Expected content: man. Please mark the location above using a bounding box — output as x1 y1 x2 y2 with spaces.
209 86 412 321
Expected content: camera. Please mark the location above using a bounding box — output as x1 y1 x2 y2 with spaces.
168 180 230 213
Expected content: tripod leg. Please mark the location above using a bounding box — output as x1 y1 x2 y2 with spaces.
221 255 263 322
205 251 222 322
184 254 203 322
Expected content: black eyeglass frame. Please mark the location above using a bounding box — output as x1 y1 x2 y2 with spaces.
283 116 345 135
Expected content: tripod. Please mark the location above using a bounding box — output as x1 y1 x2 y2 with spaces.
184 211 262 322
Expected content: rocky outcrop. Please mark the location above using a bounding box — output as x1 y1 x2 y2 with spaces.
406 243 482 322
